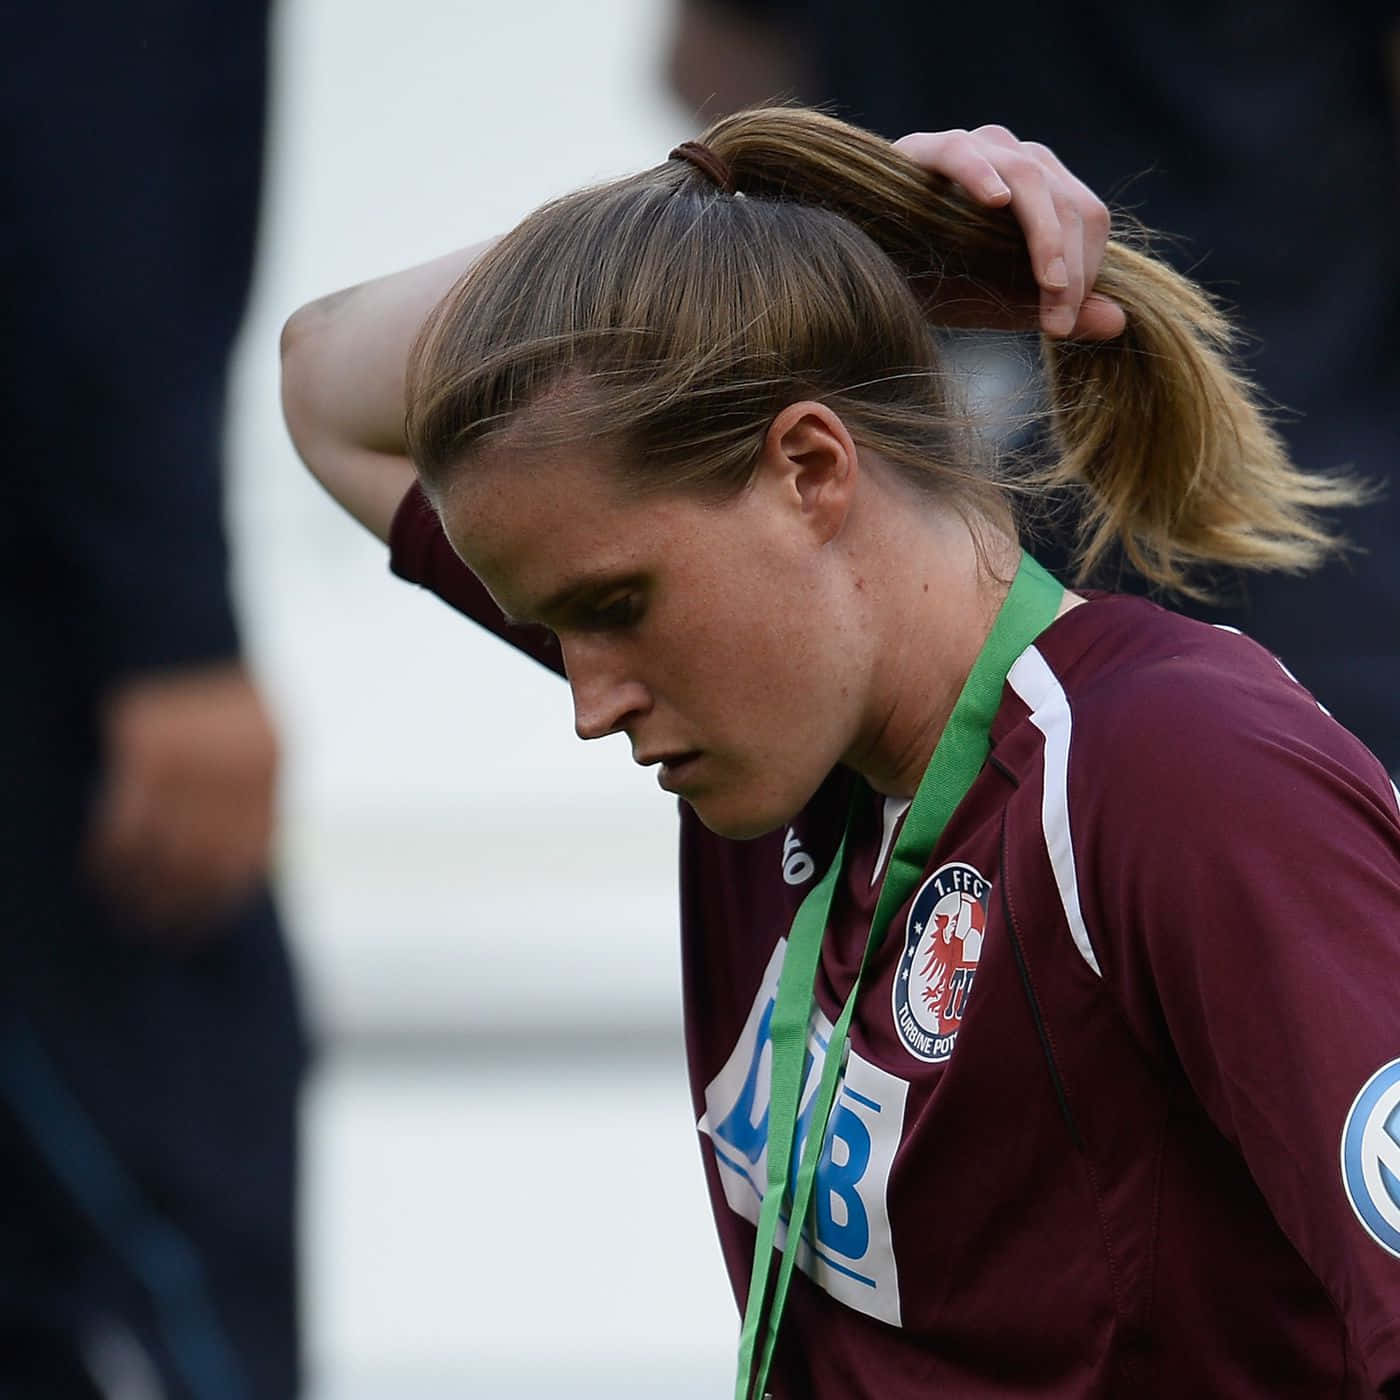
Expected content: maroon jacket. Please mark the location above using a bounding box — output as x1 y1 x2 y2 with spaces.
391 484 1400 1396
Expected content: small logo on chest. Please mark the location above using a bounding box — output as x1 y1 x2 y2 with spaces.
781 827 816 885
892 861 990 1063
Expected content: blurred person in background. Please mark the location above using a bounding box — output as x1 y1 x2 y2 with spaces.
0 4 305 1396
666 0 1400 776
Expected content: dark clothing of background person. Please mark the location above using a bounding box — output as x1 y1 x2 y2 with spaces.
0 4 306 1396
670 0 1400 773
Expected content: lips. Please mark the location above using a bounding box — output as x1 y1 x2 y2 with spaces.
640 749 703 792
635 748 699 768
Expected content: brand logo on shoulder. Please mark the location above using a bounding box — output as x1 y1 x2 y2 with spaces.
892 861 989 1063
1341 1058 1400 1258
781 827 816 886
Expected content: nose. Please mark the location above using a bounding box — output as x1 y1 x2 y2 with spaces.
565 639 651 742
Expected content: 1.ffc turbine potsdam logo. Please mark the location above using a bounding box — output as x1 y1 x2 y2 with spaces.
892 862 989 1063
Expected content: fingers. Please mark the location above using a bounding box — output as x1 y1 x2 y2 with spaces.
893 129 1013 206
1016 137 1113 336
894 124 1125 340
1072 292 1128 342
988 142 1081 336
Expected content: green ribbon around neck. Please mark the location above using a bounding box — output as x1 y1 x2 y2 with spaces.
734 551 1064 1400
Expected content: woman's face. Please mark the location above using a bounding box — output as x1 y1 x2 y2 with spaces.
441 439 875 839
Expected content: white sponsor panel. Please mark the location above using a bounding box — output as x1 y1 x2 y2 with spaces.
698 941 908 1326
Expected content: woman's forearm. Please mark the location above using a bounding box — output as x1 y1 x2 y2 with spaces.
280 239 495 540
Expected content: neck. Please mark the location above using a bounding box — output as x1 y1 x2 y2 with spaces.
842 510 1021 800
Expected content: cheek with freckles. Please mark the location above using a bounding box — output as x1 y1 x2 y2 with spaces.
651 597 863 836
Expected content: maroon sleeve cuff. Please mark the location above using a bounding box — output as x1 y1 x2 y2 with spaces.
387 482 565 677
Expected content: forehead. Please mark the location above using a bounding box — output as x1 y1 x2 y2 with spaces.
439 442 709 615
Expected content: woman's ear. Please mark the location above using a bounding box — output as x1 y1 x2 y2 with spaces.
754 400 859 544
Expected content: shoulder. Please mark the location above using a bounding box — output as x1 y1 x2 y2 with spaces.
996 595 1400 967
1006 594 1393 824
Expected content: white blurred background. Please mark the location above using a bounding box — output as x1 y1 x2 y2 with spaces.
225 1 738 1394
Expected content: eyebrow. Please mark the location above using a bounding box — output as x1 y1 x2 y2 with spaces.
500 571 641 628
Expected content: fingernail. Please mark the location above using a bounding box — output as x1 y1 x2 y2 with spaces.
983 178 1011 200
1044 257 1069 289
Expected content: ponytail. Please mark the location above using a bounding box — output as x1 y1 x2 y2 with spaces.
695 107 1361 595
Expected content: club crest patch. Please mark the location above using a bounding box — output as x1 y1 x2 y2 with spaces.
1340 1058 1400 1258
892 861 989 1062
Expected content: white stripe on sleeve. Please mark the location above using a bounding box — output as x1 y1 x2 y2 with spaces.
1006 646 1102 977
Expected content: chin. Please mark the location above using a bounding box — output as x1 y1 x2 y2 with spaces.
684 788 804 843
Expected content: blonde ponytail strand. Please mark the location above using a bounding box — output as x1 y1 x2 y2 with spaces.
700 106 1366 596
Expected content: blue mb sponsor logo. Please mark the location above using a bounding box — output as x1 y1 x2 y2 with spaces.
699 940 909 1326
1340 1057 1400 1259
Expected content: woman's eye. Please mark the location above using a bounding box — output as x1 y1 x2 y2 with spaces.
591 595 641 630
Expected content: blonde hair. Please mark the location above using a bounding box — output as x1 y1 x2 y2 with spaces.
407 106 1360 595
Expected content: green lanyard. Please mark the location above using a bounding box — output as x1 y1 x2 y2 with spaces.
734 551 1065 1400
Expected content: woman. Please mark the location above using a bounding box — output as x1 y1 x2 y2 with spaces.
282 111 1400 1397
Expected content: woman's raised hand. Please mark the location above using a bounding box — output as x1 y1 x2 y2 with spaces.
893 125 1127 341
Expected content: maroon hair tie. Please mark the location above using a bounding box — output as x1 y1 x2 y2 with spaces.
669 140 736 194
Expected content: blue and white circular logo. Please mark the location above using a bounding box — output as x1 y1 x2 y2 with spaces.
1340 1057 1400 1258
